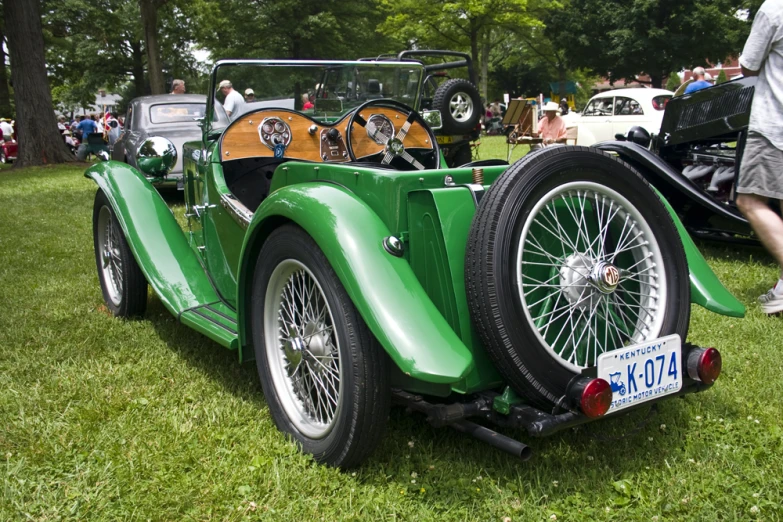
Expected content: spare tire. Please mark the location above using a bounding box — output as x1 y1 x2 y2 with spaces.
432 78 481 134
465 146 690 410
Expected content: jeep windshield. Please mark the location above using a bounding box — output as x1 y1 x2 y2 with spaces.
210 60 425 127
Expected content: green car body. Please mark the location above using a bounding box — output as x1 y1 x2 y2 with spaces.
86 59 744 466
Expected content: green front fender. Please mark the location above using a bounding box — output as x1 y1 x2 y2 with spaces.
657 190 746 318
237 183 474 384
85 161 239 349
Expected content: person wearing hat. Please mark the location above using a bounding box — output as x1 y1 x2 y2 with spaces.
62 129 76 149
533 101 568 147
218 80 246 120
0 118 13 141
244 88 255 103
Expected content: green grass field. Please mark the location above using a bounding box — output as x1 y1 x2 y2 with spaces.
2 141 783 521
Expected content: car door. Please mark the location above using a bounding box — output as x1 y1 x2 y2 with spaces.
111 104 134 162
577 96 614 145
611 96 647 138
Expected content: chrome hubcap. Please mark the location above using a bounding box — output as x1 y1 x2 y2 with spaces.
264 260 342 439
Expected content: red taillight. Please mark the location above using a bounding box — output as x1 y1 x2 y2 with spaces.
695 347 721 384
580 378 613 418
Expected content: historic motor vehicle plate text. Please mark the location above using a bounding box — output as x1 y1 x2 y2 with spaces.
597 334 682 414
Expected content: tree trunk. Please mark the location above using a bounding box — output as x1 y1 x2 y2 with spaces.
0 25 13 118
140 0 165 94
480 28 489 99
4 0 73 166
649 73 663 89
131 40 146 96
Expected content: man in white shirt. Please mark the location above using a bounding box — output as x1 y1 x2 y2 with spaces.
0 118 14 140
218 80 246 120
735 0 783 313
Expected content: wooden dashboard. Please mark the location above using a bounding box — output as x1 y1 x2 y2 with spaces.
219 107 434 163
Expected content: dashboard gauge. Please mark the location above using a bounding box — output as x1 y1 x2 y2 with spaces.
366 114 395 145
257 117 293 151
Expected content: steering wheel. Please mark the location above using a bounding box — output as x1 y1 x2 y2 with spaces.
345 99 440 170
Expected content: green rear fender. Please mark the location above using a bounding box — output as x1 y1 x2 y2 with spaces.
658 191 746 318
237 183 474 384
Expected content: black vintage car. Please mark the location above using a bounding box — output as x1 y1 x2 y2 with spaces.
595 77 761 242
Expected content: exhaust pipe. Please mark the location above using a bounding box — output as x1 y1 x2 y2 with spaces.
707 166 735 192
450 420 533 461
683 164 715 181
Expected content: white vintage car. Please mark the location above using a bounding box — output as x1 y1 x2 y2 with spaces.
575 88 673 146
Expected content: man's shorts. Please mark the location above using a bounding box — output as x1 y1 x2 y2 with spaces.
737 131 783 200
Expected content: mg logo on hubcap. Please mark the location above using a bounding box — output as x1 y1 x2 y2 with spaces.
590 261 621 294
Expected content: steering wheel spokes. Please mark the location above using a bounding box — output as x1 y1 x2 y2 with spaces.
345 99 439 170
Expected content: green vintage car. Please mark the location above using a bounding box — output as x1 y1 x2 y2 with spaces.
86 59 744 468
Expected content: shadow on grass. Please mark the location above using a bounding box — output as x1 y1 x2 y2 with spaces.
138 293 718 481
144 297 265 410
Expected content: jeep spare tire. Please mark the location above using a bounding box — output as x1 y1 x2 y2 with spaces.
432 78 481 134
465 147 690 410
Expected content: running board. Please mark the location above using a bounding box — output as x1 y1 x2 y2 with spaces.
179 302 239 350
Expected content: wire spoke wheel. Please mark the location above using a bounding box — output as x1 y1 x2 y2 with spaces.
517 181 666 371
466 147 688 409
264 259 343 439
92 190 147 318
97 205 125 307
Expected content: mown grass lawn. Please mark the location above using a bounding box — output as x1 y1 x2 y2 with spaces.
1 142 782 521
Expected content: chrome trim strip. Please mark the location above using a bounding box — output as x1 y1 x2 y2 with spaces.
220 193 253 230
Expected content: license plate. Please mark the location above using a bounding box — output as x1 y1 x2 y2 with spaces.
597 334 682 414
436 135 453 144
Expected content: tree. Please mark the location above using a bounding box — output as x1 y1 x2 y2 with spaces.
378 0 539 97
716 69 728 84
139 0 166 94
547 0 750 88
0 7 13 118
665 71 681 92
4 0 73 166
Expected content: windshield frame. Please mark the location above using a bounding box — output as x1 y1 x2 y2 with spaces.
205 59 425 136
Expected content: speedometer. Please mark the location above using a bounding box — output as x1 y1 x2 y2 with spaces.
366 114 395 145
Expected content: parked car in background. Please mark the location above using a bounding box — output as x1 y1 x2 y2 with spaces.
0 136 17 163
111 94 228 189
596 77 762 242
576 88 673 146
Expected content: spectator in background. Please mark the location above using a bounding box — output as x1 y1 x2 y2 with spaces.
244 89 255 102
75 115 99 160
735 0 783 314
0 118 13 140
533 101 568 145
218 80 246 120
171 79 186 94
684 67 712 94
302 93 314 110
559 97 570 115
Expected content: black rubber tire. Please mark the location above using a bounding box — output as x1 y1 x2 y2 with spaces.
465 146 690 409
92 189 148 318
432 78 481 134
445 142 473 168
251 224 390 468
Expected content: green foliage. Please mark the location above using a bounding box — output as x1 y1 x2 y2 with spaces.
666 71 682 92
716 69 729 84
546 0 751 88
189 0 397 60
2 160 783 520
